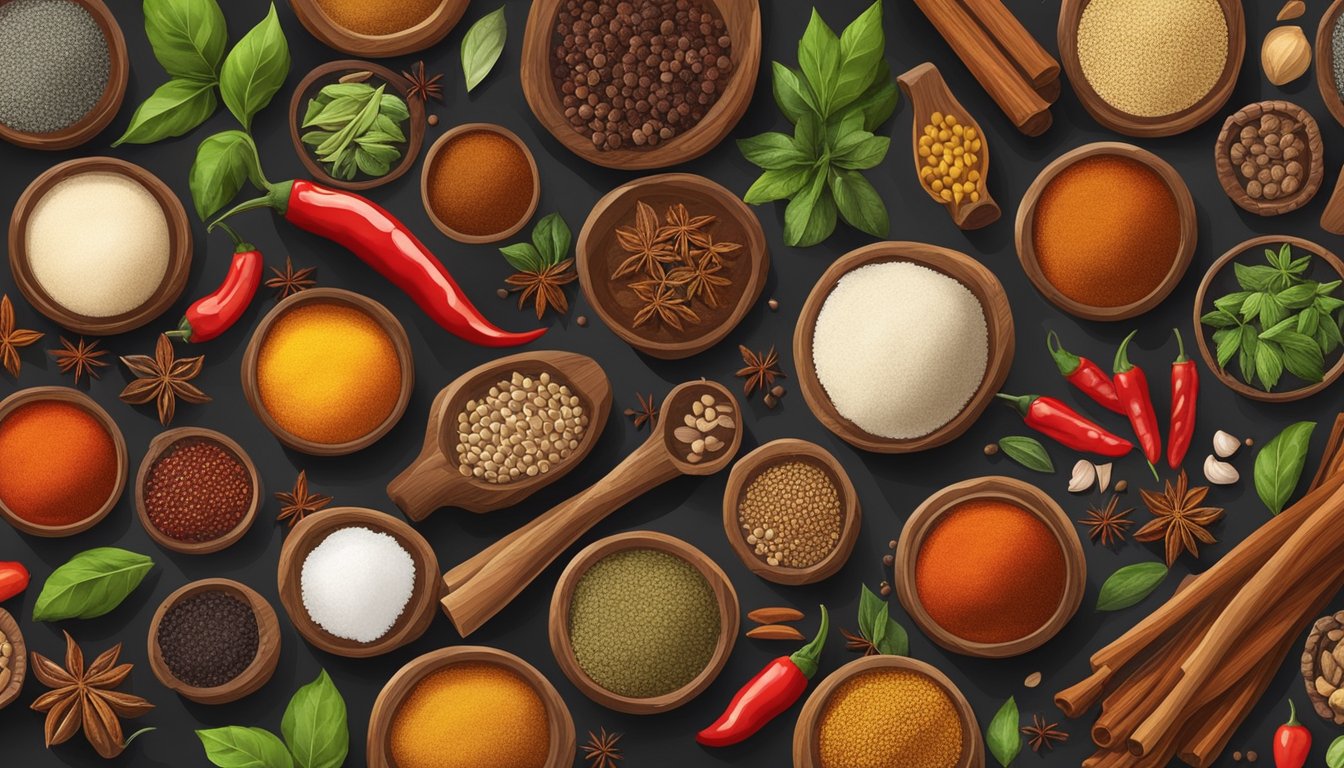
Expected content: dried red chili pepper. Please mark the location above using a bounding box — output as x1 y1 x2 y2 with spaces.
0 561 29 602
1167 328 1199 470
165 223 262 344
1273 700 1310 768
997 393 1133 458
1046 331 1124 414
1113 330 1162 473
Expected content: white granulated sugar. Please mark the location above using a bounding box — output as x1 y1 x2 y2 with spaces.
300 526 416 643
812 261 989 439
26 171 170 318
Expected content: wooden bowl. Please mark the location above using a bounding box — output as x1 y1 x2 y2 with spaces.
277 507 439 658
721 439 860 586
1015 142 1197 322
1214 101 1324 216
8 157 192 335
0 0 128 151
287 0 468 58
387 351 612 520
1193 235 1344 402
548 530 739 714
895 476 1086 658
146 578 280 705
0 387 126 537
289 60 426 191
793 242 1014 454
419 122 541 244
1317 0 1344 129
792 654 985 768
367 646 576 768
576 173 769 360
241 288 414 456
1057 0 1244 137
0 607 25 710
134 428 261 555
520 0 761 169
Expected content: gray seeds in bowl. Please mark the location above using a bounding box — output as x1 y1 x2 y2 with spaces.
0 0 109 134
1333 14 1344 101
456 371 589 484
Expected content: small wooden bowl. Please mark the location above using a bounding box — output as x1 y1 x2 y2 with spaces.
0 0 128 151
1057 0 1244 137
0 607 25 710
1214 101 1324 216
277 507 439 658
721 439 860 586
793 654 985 768
548 531 739 714
134 428 261 555
241 288 414 456
419 123 540 244
576 173 769 360
1193 235 1344 402
289 60 426 191
287 0 468 58
0 387 126 537
387 351 612 520
895 476 1086 658
8 157 192 335
1317 0 1344 129
367 646 576 768
146 578 280 705
520 0 761 170
793 242 1014 454
1015 142 1197 322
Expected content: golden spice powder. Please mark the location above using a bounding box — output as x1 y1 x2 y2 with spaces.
817 668 963 768
313 0 440 37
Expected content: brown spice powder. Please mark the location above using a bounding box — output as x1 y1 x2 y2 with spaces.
426 130 534 237
313 0 440 36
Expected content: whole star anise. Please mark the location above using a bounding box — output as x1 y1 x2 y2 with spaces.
50 337 109 384
30 632 154 759
119 334 211 426
656 202 715 260
667 251 731 308
506 258 577 319
0 293 44 377
623 392 659 430
1021 714 1067 752
401 60 444 102
582 727 623 768
1135 470 1224 566
275 470 333 529
1078 495 1134 546
614 201 679 280
841 627 877 656
630 279 698 330
736 345 785 398
265 257 317 300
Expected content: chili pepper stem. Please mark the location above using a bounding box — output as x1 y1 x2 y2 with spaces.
1285 699 1300 727
1172 327 1189 363
208 181 295 227
995 392 1035 417
1113 330 1140 374
1046 330 1081 375
789 605 829 680
163 317 193 342
1148 461 1159 481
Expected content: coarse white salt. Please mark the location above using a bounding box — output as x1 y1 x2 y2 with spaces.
812 261 988 440
300 526 416 643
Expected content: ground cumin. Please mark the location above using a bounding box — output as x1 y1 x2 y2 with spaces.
313 0 440 36
426 129 535 237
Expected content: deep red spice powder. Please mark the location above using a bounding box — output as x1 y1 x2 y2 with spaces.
144 438 252 542
0 401 118 527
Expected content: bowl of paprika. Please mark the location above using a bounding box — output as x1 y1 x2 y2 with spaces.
419 122 541 244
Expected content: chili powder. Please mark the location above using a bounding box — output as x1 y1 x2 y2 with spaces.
425 130 535 238
0 400 118 527
144 438 252 543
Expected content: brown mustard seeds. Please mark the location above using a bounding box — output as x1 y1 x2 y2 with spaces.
737 460 842 569
456 371 588 485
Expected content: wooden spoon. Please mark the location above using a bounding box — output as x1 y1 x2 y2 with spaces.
898 63 1000 230
440 380 743 637
1322 168 1344 235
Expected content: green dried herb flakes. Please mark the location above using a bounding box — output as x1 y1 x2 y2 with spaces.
997 436 1054 473
300 82 409 181
1254 421 1315 515
1096 561 1167 612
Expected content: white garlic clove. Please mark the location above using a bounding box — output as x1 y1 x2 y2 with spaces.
1204 455 1240 485
1096 463 1113 493
1068 460 1096 493
1213 430 1241 458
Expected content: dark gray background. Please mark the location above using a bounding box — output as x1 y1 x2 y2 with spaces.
1 0 1341 765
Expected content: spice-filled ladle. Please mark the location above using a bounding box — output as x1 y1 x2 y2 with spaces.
440 379 743 637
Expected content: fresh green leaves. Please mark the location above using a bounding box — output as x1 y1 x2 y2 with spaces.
997 436 1054 473
462 6 507 92
856 584 908 656
220 4 291 130
200 671 347 768
33 548 154 622
986 697 1021 767
1254 421 1316 515
143 0 227 81
1096 562 1167 611
113 78 218 146
1327 734 1344 768
500 212 571 274
189 130 266 220
300 82 408 181
198 727 294 768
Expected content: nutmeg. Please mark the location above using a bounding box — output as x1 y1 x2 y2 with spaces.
1261 26 1311 86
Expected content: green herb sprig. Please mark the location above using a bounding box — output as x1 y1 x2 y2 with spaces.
1254 421 1315 515
198 670 347 768
32 547 154 622
300 83 409 181
856 584 908 655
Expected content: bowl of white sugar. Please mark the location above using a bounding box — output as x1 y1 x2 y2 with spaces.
792 242 1015 454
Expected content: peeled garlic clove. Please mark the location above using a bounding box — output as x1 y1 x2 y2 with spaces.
1096 463 1113 493
1213 430 1240 458
1261 26 1311 86
1204 454 1240 485
1068 460 1096 493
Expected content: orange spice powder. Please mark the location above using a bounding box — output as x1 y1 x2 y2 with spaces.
0 401 118 527
1031 155 1182 308
914 499 1066 645
313 0 440 36
426 130 535 237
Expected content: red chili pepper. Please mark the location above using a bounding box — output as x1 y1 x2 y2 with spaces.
697 605 829 747
1273 700 1311 768
1167 328 1199 470
997 393 1133 457
165 223 262 344
213 181 545 348
1046 331 1124 414
1113 331 1162 472
0 561 29 602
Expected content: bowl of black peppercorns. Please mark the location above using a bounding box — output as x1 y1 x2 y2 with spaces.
520 0 761 170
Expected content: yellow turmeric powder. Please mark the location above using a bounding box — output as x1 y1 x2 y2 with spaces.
817 668 963 768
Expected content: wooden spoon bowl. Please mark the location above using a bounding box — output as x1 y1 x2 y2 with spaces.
277 507 439 658
1317 0 1344 129
419 122 541 244
287 0 468 57
134 428 261 555
1214 101 1324 217
146 578 280 705
0 607 25 710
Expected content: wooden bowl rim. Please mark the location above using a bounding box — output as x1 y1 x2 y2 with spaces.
1316 0 1344 130
575 172 770 360
133 428 262 555
0 386 126 537
720 438 861 585
548 530 739 714
286 0 468 58
791 241 1015 453
241 288 414 456
1213 100 1325 216
0 606 26 710
894 476 1086 659
419 122 541 244
8 156 193 335
1014 141 1197 322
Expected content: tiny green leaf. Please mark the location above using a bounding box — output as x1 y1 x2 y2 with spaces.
499 243 544 274
190 130 265 220
770 62 816 121
797 9 840 115
1255 421 1316 515
737 132 810 169
461 6 507 92
986 697 1021 767
857 584 884 642
742 167 811 204
829 167 888 238
33 548 154 622
1096 562 1168 611
997 436 1054 473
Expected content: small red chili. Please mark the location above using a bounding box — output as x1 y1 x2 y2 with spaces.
696 605 829 748
1167 328 1199 470
997 392 1133 458
1273 699 1311 768
1113 330 1162 474
165 223 262 344
1046 330 1124 414
0 561 30 603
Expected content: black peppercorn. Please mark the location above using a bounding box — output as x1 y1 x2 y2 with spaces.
157 591 259 689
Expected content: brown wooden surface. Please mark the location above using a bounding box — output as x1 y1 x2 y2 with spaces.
1213 101 1325 216
1321 163 1344 234
418 122 540 244
958 0 1059 87
0 607 24 710
386 350 612 519
134 428 261 555
519 0 761 169
547 530 739 714
1015 142 1198 321
792 241 1015 454
1317 0 1344 129
8 157 192 335
287 0 468 58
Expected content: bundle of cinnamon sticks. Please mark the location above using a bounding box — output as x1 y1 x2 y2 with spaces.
1055 414 1344 767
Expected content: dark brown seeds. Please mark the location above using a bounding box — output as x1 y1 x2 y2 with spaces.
144 438 252 543
156 591 258 688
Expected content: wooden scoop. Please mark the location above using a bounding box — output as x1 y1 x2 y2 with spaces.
898 62 1001 230
440 380 743 637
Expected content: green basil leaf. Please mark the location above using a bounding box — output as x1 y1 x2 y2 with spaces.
189 130 263 220
1238 325 1260 383
143 0 227 82
300 130 331 147
1259 316 1297 341
857 583 884 641
198 727 293 768
1278 330 1325 383
1317 279 1341 296
1259 292 1287 328
797 9 840 115
832 0 883 112
1201 308 1239 329
796 111 823 155
531 213 570 267
302 94 370 129
1255 421 1316 515
997 436 1054 473
371 114 406 143
875 613 908 656
316 84 383 157
1327 734 1344 768
353 148 390 177
462 6 507 92
829 167 888 237
742 167 811 204
1213 290 1251 314
33 547 154 621
1317 294 1344 314
738 132 810 169
112 78 217 146
1297 307 1321 336
1096 562 1168 611
1235 263 1278 292
771 62 817 122
1213 327 1240 369
824 108 863 146
1279 282 1318 309
986 697 1021 767
219 3 290 130
783 168 833 247
832 133 889 170
1255 339 1284 391
1318 315 1344 355
281 670 348 768
500 243 544 274
848 59 897 130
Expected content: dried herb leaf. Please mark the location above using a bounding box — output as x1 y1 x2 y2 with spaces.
986 696 1021 767
1096 561 1167 611
1254 421 1316 515
997 436 1054 473
461 6 507 92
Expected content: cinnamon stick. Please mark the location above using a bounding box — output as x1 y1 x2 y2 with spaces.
957 0 1060 88
1056 667 1111 718
1310 414 1344 492
1178 632 1298 767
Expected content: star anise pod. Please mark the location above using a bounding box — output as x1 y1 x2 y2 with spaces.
736 345 785 398
623 392 659 430
401 60 444 102
630 279 699 330
1135 470 1224 566
841 627 877 656
265 257 317 300
0 294 43 377
275 470 333 529
582 727 623 768
506 258 577 319
656 202 715 261
692 232 742 269
1078 495 1135 547
1021 714 1068 752
118 334 211 426
614 201 679 280
667 251 732 308
50 337 109 384
30 631 154 759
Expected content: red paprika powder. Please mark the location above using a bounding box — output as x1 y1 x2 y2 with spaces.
0 401 118 527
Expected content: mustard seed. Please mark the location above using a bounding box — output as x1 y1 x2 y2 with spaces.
737 460 842 569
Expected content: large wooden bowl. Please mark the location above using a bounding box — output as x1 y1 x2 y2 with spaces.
520 0 761 169
419 122 540 244
0 607 25 710
8 157 192 335
134 428 261 555
895 476 1086 659
793 242 1014 453
1318 0 1344 129
1214 101 1324 217
287 0 468 58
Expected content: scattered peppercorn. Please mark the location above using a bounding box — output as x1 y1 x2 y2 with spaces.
577 315 588 327
427 114 439 126
1245 437 1255 447
768 298 779 311
984 443 999 456
888 539 898 550
496 288 509 299
143 437 253 543
156 590 258 688
1115 479 1129 492
883 554 894 567
1246 750 1257 762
